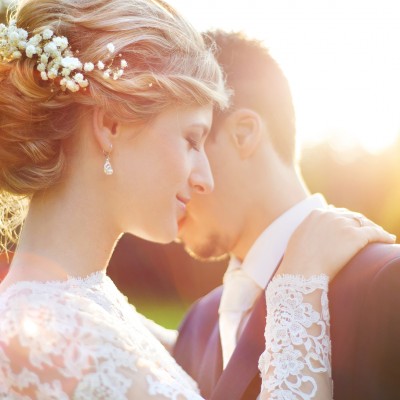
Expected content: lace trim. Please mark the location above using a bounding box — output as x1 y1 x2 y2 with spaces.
0 269 107 296
259 274 331 400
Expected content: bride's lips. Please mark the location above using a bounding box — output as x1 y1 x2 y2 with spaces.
176 195 190 212
176 195 190 226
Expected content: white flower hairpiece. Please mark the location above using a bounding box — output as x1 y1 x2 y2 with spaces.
0 20 128 92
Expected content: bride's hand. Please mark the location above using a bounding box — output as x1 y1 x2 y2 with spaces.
277 207 396 280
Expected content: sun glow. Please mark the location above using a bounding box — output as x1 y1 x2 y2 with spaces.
169 0 400 154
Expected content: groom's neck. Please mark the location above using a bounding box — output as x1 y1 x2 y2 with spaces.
231 169 309 261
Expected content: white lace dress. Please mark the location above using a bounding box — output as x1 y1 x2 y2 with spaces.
0 272 331 399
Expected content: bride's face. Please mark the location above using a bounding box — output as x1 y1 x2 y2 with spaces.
112 104 214 243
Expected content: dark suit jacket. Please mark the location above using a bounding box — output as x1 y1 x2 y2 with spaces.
173 243 400 400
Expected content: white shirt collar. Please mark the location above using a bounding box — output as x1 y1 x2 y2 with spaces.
227 193 327 289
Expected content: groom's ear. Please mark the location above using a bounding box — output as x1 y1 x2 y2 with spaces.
228 109 263 159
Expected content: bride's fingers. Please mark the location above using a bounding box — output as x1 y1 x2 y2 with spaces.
328 208 389 231
347 214 380 229
335 211 395 242
356 225 396 245
338 217 396 249
345 214 393 238
278 208 396 279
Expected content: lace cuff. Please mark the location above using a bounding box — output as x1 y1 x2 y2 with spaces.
259 274 332 400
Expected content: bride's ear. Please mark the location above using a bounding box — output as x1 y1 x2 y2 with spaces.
92 107 120 152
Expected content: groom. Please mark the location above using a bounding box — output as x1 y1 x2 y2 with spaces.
173 31 400 399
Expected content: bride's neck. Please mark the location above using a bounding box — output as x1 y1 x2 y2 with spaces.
8 186 120 283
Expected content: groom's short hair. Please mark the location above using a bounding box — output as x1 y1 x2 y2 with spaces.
204 30 296 164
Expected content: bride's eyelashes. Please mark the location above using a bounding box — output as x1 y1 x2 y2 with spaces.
186 136 202 152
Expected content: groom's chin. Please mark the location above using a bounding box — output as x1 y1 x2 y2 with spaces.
182 242 229 263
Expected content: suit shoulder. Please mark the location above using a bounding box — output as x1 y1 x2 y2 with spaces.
333 243 400 285
355 242 400 263
360 243 400 276
330 243 400 294
368 244 400 291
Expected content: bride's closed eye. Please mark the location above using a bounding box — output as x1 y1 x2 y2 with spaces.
186 136 202 151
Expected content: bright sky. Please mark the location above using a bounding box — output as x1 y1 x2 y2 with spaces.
169 0 400 153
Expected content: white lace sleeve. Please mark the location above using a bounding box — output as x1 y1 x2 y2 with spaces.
259 274 332 400
0 285 203 400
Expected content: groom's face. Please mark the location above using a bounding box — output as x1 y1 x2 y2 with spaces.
177 116 247 261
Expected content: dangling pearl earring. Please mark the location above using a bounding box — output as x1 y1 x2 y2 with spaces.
103 144 114 175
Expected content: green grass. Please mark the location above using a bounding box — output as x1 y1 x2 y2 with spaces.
131 298 190 330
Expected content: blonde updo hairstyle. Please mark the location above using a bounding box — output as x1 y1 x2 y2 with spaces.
0 0 229 251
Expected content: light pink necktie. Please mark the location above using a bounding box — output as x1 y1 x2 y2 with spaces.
219 266 263 368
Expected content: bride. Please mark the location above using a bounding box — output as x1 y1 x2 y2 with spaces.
0 0 395 398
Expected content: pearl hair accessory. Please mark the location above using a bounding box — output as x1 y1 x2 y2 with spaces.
0 20 128 92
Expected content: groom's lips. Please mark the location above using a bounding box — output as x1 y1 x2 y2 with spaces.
177 214 187 230
177 212 189 233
